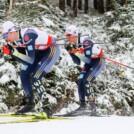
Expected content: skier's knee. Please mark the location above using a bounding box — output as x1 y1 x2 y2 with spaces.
77 73 85 85
20 70 30 81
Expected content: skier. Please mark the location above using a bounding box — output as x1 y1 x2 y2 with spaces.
1 21 60 117
64 25 106 116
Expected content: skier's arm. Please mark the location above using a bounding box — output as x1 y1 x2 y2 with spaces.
11 32 38 65
70 54 81 65
65 44 81 65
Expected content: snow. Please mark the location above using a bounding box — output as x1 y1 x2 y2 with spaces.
0 0 134 116
0 74 10 84
42 16 55 27
0 62 18 84
0 116 134 134
58 103 79 114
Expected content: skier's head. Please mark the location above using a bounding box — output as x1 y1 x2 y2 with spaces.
1 21 19 42
65 25 78 43
65 25 78 36
1 21 17 34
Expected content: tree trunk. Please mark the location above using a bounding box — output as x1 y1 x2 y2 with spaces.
84 0 88 14
97 0 104 13
14 0 19 3
8 0 13 20
121 0 127 6
66 0 71 6
106 0 111 11
59 0 65 12
78 0 82 10
125 0 128 7
73 0 77 17
7 0 19 4
94 0 98 10
106 0 115 11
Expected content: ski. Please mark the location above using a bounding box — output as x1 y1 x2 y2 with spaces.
0 113 71 124
0 117 71 124
54 113 97 117
54 110 109 117
0 113 35 118
54 113 109 117
0 118 43 124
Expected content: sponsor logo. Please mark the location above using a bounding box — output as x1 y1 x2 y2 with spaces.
24 35 29 41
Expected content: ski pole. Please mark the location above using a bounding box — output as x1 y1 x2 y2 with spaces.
55 34 89 41
106 64 125 76
8 41 103 48
104 57 134 70
55 35 105 44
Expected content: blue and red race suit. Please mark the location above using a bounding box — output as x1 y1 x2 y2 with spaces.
65 35 106 103
2 28 60 101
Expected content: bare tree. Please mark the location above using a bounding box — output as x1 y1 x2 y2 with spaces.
97 0 104 13
115 0 127 6
125 0 128 7
8 0 13 20
84 0 88 14
78 0 82 10
66 0 71 6
120 0 127 6
7 0 19 4
73 0 77 17
94 0 98 10
106 0 115 11
59 0 65 12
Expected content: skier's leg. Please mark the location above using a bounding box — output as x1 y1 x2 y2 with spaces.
86 57 106 98
62 68 88 116
32 79 52 117
16 65 36 114
84 58 106 114
84 81 95 102
31 46 60 117
16 50 48 114
77 71 87 107
63 69 91 116
84 80 96 115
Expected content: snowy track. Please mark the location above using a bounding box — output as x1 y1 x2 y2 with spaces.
0 116 134 134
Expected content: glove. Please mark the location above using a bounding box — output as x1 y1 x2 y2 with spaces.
2 44 13 55
65 44 77 53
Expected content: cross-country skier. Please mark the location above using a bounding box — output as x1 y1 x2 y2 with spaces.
1 21 60 117
64 25 106 116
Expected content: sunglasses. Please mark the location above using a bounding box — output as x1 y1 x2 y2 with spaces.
66 34 78 39
2 33 9 39
66 34 72 37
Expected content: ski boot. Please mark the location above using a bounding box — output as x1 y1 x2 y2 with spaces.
42 103 52 118
71 101 87 112
35 102 52 119
16 95 35 114
41 97 53 118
